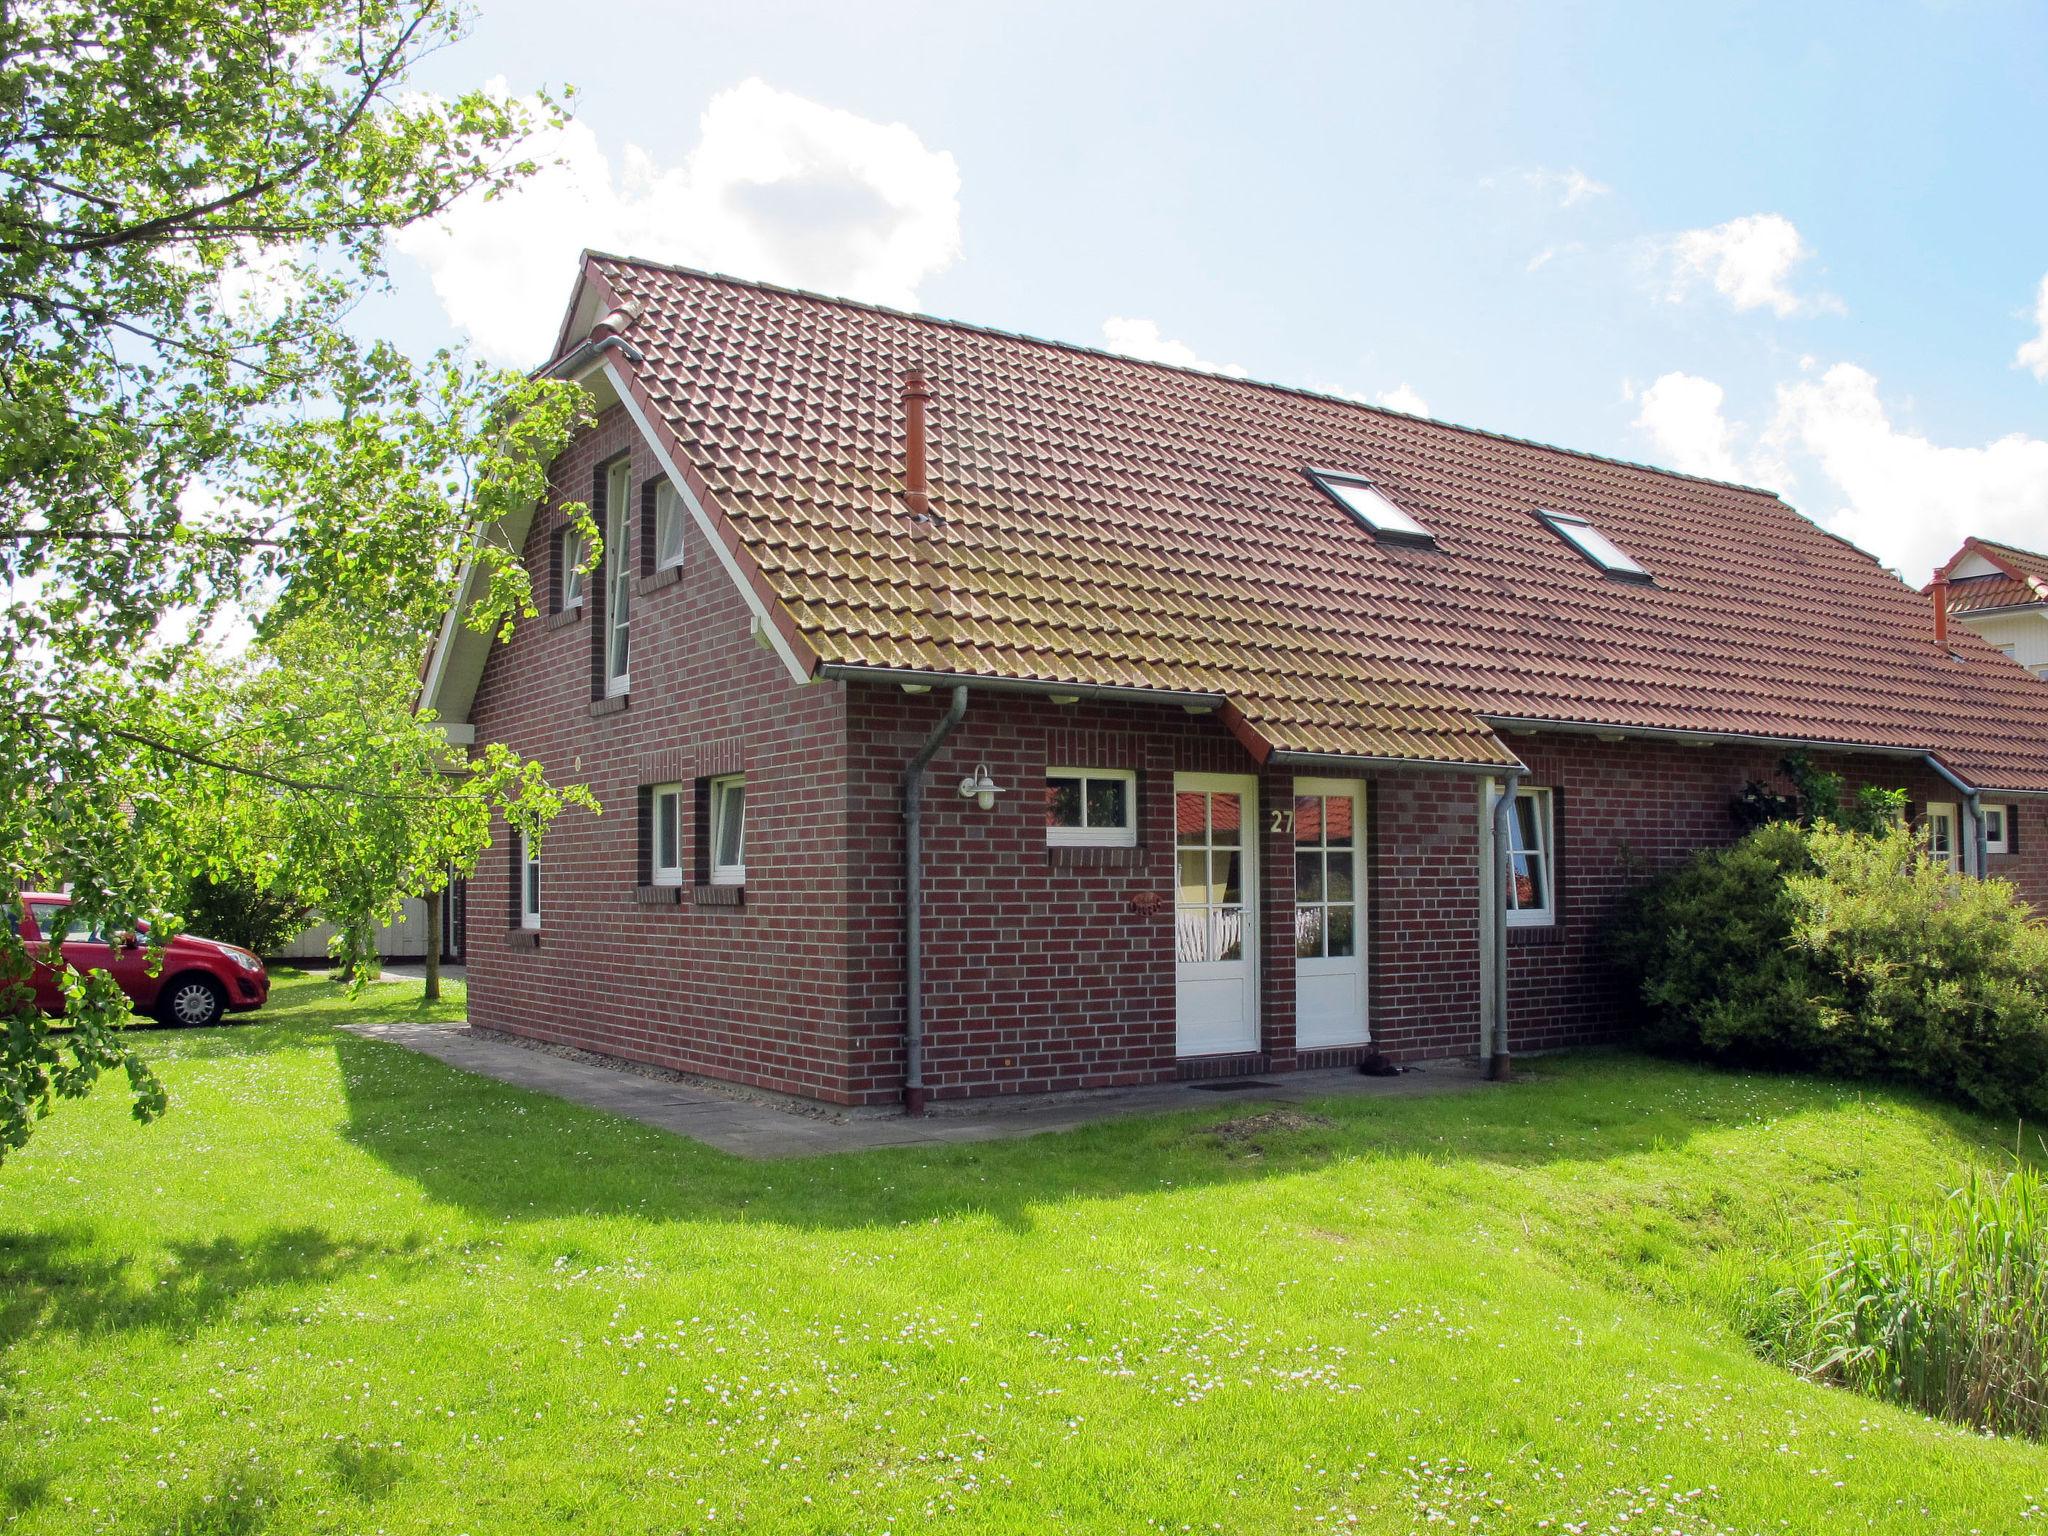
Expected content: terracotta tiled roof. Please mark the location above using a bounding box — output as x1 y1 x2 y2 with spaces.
1935 537 2048 615
574 255 2048 791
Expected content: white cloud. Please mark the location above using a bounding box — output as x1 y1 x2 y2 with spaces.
2015 272 2048 381
1633 371 1750 482
1660 213 1840 318
396 78 962 364
1375 383 1431 416
1524 167 1610 208
1634 360 2048 581
1772 360 2048 580
1100 317 1249 378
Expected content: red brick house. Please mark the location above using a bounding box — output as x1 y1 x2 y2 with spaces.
420 255 2048 1110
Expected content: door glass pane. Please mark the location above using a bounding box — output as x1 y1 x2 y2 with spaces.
1176 792 1207 846
1327 905 1355 958
1047 777 1083 828
1326 793 1353 843
1213 908 1245 962
1176 909 1210 964
1085 776 1127 830
1326 851 1354 903
1293 795 1322 845
1295 905 1324 959
1212 851 1242 905
1177 851 1210 906
1295 851 1323 902
1210 793 1242 845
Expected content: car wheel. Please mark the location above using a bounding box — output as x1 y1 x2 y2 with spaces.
158 975 226 1028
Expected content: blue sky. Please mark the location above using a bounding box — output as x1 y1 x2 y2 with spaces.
387 0 2048 581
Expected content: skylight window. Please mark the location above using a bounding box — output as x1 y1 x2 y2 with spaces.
1307 470 1435 545
1537 510 1651 581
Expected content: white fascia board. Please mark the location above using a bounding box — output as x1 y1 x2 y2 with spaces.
600 357 810 686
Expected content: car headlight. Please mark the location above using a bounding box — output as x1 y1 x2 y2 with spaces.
228 948 262 973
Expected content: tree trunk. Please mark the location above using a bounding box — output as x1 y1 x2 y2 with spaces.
422 887 442 1003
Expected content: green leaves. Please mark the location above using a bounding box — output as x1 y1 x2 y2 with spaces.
0 1 588 1157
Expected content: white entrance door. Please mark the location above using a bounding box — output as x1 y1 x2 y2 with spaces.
1293 779 1368 1048
1175 773 1259 1056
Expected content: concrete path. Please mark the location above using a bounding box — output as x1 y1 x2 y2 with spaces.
370 962 467 986
340 1021 1487 1160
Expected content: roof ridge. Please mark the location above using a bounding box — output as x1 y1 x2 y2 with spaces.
581 249 1796 502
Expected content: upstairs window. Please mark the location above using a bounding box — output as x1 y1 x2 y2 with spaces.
604 459 631 693
519 830 541 929
1537 509 1651 581
559 526 586 608
653 480 686 571
1306 469 1435 545
1046 767 1137 848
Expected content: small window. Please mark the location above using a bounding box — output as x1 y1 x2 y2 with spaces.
560 527 586 608
1046 767 1138 848
1306 469 1434 544
604 459 631 694
653 481 685 571
1537 509 1651 580
1985 804 2011 856
709 774 746 886
1504 785 1554 927
1924 801 1960 873
519 831 541 928
650 783 684 885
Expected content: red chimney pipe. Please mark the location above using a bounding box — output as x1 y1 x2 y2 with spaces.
1933 572 1950 647
902 370 932 518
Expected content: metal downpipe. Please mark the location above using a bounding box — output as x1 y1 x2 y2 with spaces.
1925 756 1987 878
902 686 968 1115
1488 770 1523 1081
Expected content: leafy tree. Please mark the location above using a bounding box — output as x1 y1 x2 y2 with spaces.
1 1 592 1159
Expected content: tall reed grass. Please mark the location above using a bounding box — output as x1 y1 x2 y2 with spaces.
1755 1162 2048 1437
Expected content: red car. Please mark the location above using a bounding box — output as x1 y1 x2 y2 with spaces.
15 892 269 1028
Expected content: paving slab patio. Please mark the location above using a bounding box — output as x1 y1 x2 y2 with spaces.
340 1020 1491 1160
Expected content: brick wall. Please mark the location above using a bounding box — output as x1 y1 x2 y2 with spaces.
466 403 857 1100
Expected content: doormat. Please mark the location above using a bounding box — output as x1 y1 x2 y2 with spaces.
1188 1079 1279 1092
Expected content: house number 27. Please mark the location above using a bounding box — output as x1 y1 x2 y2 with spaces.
1267 808 1294 834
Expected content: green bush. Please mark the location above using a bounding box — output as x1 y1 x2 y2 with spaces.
1609 820 2048 1117
176 874 309 957
1753 1163 2048 1438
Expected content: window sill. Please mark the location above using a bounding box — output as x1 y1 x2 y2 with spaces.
692 883 745 907
546 604 584 631
1507 923 1565 948
505 928 542 950
1048 843 1146 870
589 694 629 718
636 565 683 596
633 883 683 906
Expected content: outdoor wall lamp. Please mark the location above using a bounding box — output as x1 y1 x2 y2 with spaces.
958 762 1003 811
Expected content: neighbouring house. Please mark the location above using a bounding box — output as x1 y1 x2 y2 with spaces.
268 886 466 966
419 255 2048 1109
1931 536 2048 682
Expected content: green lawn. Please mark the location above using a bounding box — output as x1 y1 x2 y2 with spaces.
3 972 2045 1534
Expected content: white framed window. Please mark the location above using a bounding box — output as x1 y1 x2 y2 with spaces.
1504 785 1555 927
604 459 631 694
560 526 586 608
653 480 685 571
709 774 747 886
650 783 684 885
519 830 541 929
1985 803 2011 856
1045 766 1138 848
1924 800 1960 872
